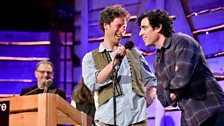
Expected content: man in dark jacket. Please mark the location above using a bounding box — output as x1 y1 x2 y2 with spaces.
20 60 66 99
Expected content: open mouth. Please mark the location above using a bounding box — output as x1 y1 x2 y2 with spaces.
142 37 147 41
115 34 122 38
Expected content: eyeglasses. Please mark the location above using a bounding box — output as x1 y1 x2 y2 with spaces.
36 70 53 75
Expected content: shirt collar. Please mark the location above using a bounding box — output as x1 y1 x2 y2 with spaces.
162 37 171 49
98 42 121 52
99 43 112 52
156 35 172 54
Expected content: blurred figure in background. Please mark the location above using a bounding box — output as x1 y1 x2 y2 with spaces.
20 60 66 99
71 77 96 125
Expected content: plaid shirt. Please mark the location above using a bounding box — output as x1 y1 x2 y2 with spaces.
154 33 224 126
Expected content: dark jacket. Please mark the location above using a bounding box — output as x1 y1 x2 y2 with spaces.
155 33 224 126
20 85 66 100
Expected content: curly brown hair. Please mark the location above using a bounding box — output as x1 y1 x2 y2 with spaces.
137 9 174 37
99 5 130 32
71 77 94 104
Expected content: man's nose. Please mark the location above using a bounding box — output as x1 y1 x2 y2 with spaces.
119 26 126 33
43 73 48 77
139 29 143 36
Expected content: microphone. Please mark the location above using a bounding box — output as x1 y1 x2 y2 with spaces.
43 79 53 93
22 87 39 96
44 79 53 88
124 40 134 50
115 40 135 59
22 79 53 96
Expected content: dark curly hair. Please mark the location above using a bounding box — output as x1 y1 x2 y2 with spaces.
99 5 130 32
71 77 94 105
137 9 174 37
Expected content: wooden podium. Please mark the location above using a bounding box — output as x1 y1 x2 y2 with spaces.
0 93 92 126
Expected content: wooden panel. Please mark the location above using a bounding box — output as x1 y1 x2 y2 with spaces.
0 94 91 126
10 112 38 126
181 0 224 14
189 10 224 30
57 93 92 126
207 57 224 75
57 109 79 125
56 94 83 124
38 93 57 126
0 61 37 79
0 46 50 57
0 31 50 41
0 95 38 112
91 0 139 10
197 30 224 55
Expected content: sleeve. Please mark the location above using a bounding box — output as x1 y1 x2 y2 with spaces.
71 100 77 108
82 52 112 92
169 37 200 98
157 80 177 107
138 52 157 89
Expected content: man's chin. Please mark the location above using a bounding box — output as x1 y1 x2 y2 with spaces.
113 41 121 46
144 43 149 46
145 42 152 47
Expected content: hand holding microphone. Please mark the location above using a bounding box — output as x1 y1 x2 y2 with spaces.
113 46 126 67
114 40 135 65
115 46 127 59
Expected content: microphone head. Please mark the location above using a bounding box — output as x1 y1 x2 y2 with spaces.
44 79 53 88
124 40 134 49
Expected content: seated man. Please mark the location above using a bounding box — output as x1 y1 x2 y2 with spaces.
20 60 66 99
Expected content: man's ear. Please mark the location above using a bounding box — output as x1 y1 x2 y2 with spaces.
104 23 109 31
51 72 54 79
34 71 38 78
155 24 162 33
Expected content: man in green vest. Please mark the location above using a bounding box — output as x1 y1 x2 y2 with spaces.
82 5 157 126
